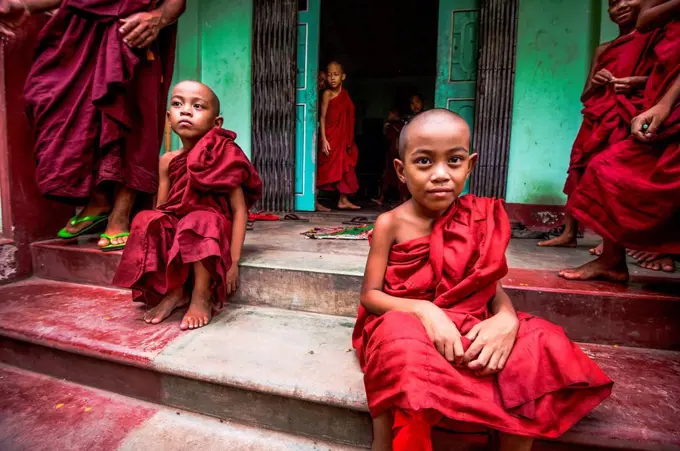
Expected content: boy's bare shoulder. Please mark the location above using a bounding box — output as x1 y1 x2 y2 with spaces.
159 149 185 169
374 202 412 236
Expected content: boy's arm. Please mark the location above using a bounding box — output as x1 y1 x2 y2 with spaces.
360 213 466 364
319 90 331 144
632 72 680 141
637 0 680 32
156 153 172 207
228 186 248 267
581 43 610 103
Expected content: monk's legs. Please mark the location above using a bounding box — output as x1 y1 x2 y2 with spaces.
144 285 189 325
180 261 213 330
63 188 111 234
537 212 577 247
98 186 135 248
559 239 629 282
371 413 392 451
338 194 361 210
498 433 534 451
315 191 331 212
391 409 440 451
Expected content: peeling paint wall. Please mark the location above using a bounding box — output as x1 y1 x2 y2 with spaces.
0 244 18 281
172 0 253 158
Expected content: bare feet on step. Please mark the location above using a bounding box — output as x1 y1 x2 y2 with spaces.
589 242 604 256
315 202 331 212
180 293 212 330
338 195 361 210
537 231 577 248
639 255 675 273
559 256 629 283
144 287 188 325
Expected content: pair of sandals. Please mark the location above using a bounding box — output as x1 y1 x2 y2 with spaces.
57 214 129 252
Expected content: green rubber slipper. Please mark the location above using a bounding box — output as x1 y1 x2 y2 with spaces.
57 214 109 239
100 232 130 252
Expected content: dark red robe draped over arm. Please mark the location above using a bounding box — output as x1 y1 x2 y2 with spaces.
567 21 680 252
564 30 660 195
353 196 613 439
24 0 176 200
112 129 263 306
317 89 359 194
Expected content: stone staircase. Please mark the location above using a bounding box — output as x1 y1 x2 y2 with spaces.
1 218 679 450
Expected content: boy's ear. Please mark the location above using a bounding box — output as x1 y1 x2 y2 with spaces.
467 152 479 175
341 73 347 81
214 116 224 128
394 158 406 184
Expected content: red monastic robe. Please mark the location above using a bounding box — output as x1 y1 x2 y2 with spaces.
112 129 263 306
353 196 613 439
23 0 176 200
317 89 359 195
567 21 680 253
564 30 660 195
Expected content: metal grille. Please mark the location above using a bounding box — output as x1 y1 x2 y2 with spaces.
252 0 298 212
470 0 519 198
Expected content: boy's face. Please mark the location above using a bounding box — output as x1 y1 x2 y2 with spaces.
168 81 223 142
410 96 424 114
608 0 641 25
395 114 476 212
326 63 346 89
318 71 327 90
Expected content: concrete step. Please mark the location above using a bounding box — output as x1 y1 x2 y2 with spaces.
32 221 680 350
0 363 361 451
0 279 678 450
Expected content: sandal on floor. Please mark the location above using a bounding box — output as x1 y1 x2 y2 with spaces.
99 232 130 252
247 220 255 231
57 214 109 239
342 216 373 225
283 213 310 222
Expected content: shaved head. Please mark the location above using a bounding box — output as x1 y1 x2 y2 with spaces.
398 109 470 159
172 80 221 114
327 60 344 73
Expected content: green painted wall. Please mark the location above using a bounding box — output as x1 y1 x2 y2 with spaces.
171 0 253 157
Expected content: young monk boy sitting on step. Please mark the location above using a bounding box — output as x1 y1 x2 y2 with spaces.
113 81 262 330
353 109 613 451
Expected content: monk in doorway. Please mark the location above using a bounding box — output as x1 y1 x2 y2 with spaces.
538 0 660 248
316 61 361 211
560 0 680 281
355 110 612 451
318 69 327 92
0 0 184 251
112 81 262 330
404 93 425 122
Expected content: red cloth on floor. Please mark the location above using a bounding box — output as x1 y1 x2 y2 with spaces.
352 195 613 439
567 21 680 252
317 89 359 195
112 129 262 306
564 30 661 195
23 0 176 200
392 409 442 451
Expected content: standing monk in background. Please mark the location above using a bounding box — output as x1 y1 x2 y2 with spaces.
560 0 680 281
539 0 659 248
0 0 184 251
316 61 361 211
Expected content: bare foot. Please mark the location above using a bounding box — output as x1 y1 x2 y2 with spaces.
537 232 577 247
315 202 331 212
628 250 659 263
180 295 212 330
338 199 361 210
589 242 604 256
144 288 188 324
559 257 629 283
639 255 675 273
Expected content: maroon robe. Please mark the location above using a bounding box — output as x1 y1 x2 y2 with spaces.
24 0 176 200
317 89 359 195
353 196 613 438
564 30 660 195
112 129 263 306
567 21 680 253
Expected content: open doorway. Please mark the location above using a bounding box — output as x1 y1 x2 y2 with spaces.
318 0 439 205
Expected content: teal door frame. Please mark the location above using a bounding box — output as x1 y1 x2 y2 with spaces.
295 0 320 211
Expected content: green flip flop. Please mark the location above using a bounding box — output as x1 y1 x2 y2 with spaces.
99 232 130 252
57 214 109 239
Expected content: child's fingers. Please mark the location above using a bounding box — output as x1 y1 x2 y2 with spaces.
444 341 454 363
497 350 509 371
478 350 502 376
452 336 465 365
467 347 491 371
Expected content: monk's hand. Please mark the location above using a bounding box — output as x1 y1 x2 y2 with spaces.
592 69 614 86
226 265 239 295
631 102 671 142
119 10 162 49
463 311 519 376
414 301 465 365
322 138 331 156
0 0 29 40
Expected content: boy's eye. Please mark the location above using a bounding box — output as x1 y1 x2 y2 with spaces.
415 157 431 165
449 156 462 164
194 104 204 110
171 101 181 107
